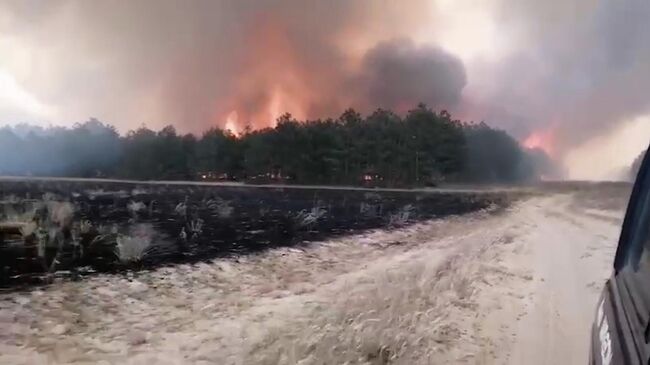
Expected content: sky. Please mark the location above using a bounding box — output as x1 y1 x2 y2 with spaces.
0 0 649 180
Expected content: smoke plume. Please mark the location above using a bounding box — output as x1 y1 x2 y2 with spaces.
0 0 442 132
356 39 466 114
1 0 650 178
461 0 650 156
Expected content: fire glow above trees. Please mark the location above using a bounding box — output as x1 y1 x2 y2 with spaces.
0 106 552 185
522 128 556 157
2 1 650 179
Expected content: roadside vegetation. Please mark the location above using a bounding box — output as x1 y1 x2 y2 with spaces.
0 104 553 186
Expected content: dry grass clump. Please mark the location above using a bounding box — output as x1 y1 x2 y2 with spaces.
0 200 521 364
294 206 327 228
114 236 149 263
242 240 493 364
0 194 163 277
205 197 234 219
388 204 415 227
1 196 76 275
114 223 155 263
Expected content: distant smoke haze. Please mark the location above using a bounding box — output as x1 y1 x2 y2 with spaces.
1 0 649 179
458 0 650 158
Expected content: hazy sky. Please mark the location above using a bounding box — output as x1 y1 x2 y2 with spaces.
0 0 649 180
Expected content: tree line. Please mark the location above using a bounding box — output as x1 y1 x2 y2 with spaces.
0 104 551 186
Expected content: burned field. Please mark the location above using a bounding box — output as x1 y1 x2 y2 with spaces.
0 179 511 287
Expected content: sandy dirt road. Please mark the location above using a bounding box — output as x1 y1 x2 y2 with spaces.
502 196 622 364
0 192 626 364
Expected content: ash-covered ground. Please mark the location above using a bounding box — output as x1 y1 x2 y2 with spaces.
0 178 512 287
0 179 631 364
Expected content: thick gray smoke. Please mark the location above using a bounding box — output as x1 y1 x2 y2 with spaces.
0 120 121 176
356 39 466 113
1 0 649 174
0 0 447 132
465 0 650 153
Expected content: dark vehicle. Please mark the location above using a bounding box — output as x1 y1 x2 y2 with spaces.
590 146 650 365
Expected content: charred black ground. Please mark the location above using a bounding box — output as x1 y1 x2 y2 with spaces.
0 179 515 288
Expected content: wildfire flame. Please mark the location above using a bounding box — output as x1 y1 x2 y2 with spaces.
522 128 555 156
224 111 240 136
216 19 315 131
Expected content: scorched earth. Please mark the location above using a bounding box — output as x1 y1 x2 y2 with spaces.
0 184 628 364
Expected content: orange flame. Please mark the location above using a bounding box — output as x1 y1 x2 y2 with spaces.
216 18 317 131
224 111 240 136
522 128 555 156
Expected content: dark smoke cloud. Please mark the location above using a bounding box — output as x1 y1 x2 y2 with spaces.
0 0 438 132
2 0 649 178
356 39 466 113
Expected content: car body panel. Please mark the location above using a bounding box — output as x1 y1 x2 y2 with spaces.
591 278 643 365
590 144 650 364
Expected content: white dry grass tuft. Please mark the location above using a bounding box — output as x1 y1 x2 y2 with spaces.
79 220 93 234
240 234 498 364
18 221 38 237
388 204 415 227
115 235 150 263
114 224 155 263
188 218 204 238
295 206 327 227
46 201 74 228
206 198 234 219
127 200 146 218
1 201 36 224
1 194 21 204
216 203 234 219
174 200 188 217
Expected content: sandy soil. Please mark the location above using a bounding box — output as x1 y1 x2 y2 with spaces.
0 192 625 364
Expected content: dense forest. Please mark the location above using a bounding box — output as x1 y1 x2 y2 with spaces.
0 105 551 186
